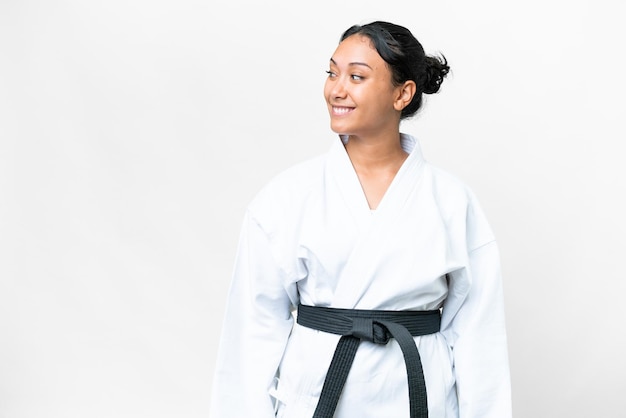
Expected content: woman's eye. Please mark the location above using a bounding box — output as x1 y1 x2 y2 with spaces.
325 70 336 78
351 74 364 81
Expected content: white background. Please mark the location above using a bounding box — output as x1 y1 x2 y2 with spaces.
1 0 624 417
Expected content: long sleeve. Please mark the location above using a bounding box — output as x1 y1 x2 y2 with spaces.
440 187 512 417
209 209 297 418
449 241 512 417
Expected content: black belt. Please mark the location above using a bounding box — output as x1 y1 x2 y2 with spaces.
297 303 441 418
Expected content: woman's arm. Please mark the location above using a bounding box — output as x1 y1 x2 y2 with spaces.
209 210 295 418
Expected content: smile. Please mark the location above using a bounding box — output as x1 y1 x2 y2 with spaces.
332 106 354 115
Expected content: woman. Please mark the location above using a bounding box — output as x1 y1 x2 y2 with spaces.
210 21 511 418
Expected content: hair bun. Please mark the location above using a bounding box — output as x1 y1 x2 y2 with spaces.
422 55 450 94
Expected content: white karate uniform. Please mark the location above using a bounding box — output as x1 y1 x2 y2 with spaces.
210 133 511 418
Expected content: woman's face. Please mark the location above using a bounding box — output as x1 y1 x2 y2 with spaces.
324 34 403 138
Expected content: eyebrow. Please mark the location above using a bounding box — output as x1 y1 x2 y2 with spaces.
329 58 372 69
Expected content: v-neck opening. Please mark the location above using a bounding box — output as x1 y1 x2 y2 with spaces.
338 134 421 213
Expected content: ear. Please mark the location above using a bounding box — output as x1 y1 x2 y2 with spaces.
393 80 417 111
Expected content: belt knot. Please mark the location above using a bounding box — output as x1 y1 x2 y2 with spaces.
296 304 440 418
349 317 389 344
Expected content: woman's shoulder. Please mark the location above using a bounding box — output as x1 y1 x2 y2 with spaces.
247 153 327 219
424 162 477 204
423 162 496 249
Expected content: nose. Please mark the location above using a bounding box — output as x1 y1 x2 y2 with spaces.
327 77 347 100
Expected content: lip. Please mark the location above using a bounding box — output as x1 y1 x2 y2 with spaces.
330 105 355 116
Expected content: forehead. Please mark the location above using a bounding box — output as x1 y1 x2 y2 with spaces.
330 34 385 68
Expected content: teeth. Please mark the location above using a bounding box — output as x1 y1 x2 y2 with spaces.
333 107 352 115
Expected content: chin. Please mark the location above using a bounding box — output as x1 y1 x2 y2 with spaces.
329 121 351 136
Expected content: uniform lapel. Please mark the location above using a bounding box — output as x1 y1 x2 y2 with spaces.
329 134 426 308
326 136 373 233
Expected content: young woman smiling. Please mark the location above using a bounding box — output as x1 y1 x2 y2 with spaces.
210 21 512 418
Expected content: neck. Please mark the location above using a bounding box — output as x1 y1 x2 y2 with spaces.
344 133 407 172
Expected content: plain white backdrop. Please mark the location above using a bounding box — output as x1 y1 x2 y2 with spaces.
1 0 624 417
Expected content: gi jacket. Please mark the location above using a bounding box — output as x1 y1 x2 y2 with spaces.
210 134 512 418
